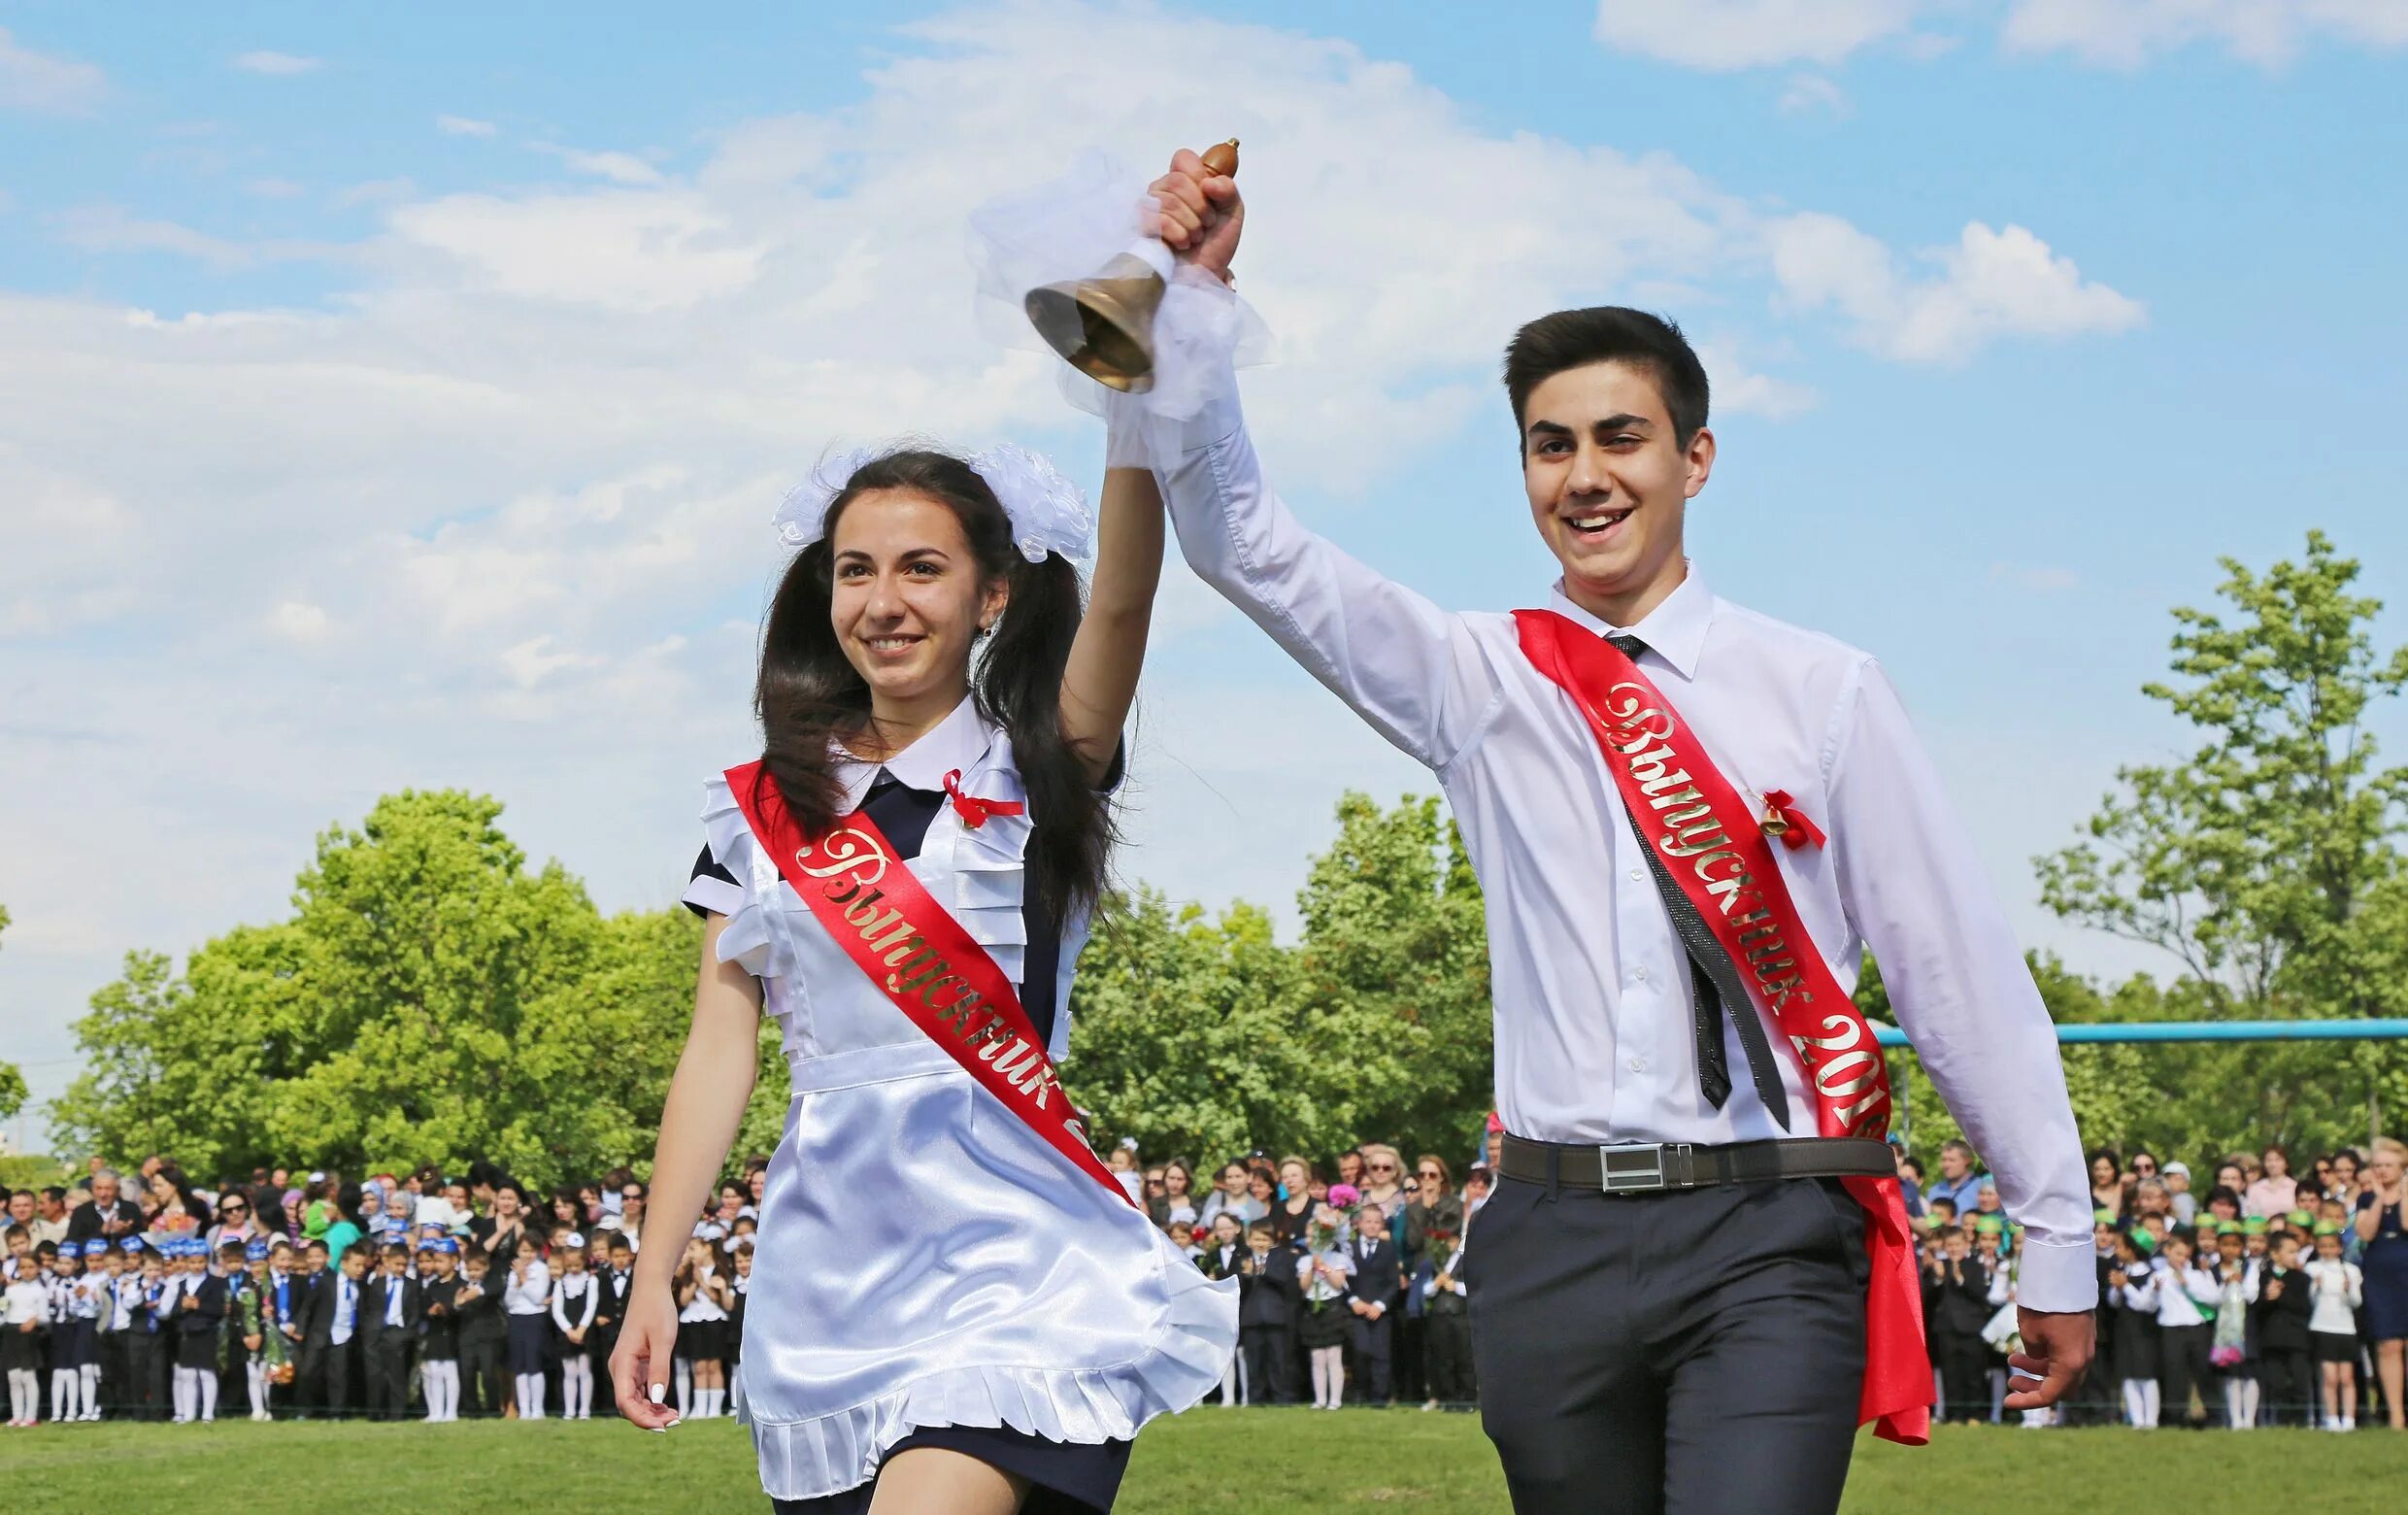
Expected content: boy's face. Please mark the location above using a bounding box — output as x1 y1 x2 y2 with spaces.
142 1259 163 1283
1520 361 1712 615
463 1259 487 1287
733 1250 752 1276
1212 1216 1240 1245
306 1249 329 1274
51 1252 75 1276
248 1257 268 1281
2165 1239 2190 1264
2272 1239 2299 1269
383 1252 406 1276
1357 1207 1388 1239
1247 1230 1271 1256
608 1245 631 1271
341 1252 368 1279
1943 1234 1968 1259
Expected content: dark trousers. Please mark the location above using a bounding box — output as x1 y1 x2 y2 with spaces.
301 1339 355 1416
1425 1309 1476 1403
2159 1324 2210 1425
118 1331 160 1420
1470 1175 1865 1515
1349 1315 1393 1403
1932 1328 1990 1423
1395 1315 1426 1403
1239 1325 1296 1405
2261 1349 2313 1427
364 1336 412 1420
461 1338 504 1416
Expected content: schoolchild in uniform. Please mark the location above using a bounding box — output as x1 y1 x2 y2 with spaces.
361 1242 420 1421
1419 1218 1475 1408
454 1246 505 1417
726 1237 753 1409
69 1239 111 1419
2110 1230 2163 1427
172 1240 231 1423
621 438 1235 1510
418 1236 463 1423
1297 1195 1357 1411
42 1239 93 1422
1922 1226 1992 1423
503 1233 552 1419
2305 1224 2364 1431
2253 1229 2316 1427
3 1240 49 1426
551 1236 600 1420
103 1238 150 1420
591 1232 634 1418
2205 1222 2261 1429
2152 1230 2220 1427
673 1235 732 1420
1234 1219 1301 1406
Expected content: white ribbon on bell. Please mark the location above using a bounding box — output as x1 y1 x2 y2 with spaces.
772 441 1096 565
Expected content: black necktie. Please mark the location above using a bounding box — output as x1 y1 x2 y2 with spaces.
1605 633 1791 1129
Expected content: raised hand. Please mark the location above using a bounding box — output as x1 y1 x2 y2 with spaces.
1148 147 1243 285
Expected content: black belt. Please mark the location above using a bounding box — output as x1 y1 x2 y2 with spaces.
1499 1132 1893 1195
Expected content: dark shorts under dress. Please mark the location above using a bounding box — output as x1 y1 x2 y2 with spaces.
770 1426 1133 1515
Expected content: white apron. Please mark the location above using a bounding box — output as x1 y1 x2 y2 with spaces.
689 706 1235 1501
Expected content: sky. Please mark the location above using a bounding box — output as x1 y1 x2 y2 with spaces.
4 1 2406 1153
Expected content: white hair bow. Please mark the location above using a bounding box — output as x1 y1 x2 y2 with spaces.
772 442 1094 564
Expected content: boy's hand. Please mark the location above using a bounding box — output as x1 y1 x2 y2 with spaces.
1148 147 1242 284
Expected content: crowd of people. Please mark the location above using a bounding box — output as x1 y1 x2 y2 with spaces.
4 1129 2404 1432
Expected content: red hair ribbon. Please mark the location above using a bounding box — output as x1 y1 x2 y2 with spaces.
943 769 1025 829
1762 790 1827 851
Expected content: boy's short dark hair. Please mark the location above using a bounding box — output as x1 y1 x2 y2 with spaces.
607 1234 632 1252
1246 1220 1276 1239
1502 307 1710 445
380 1244 407 1260
305 1239 329 1254
462 1249 488 1265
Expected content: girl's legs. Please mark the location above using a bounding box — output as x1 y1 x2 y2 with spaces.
1986 1365 2005 1423
566 1355 592 1419
170 1366 194 1423
867 1447 1029 1515
194 1362 217 1422
50 1364 77 1422
696 1357 723 1418
674 1355 691 1418
2238 1372 2260 1429
10 1367 33 1424
80 1362 100 1419
246 1360 268 1420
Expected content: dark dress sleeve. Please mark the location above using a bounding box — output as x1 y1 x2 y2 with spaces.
685 844 744 921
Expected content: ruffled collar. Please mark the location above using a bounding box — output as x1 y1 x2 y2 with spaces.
831 695 1000 811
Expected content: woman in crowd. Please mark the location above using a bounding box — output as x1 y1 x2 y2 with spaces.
613 440 1234 1511
2090 1148 2126 1217
475 1184 532 1263
1151 1161 1199 1232
205 1192 261 1253
2355 1137 2408 1429
318 1183 365 1268
2247 1146 2299 1220
1271 1158 1316 1245
2329 1149 2363 1203
1198 1162 1254 1231
1357 1145 1406 1219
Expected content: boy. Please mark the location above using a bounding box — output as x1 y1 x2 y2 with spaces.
1199 1213 1244 1278
418 1237 462 1423
1235 1219 1301 1405
1923 1227 1992 1424
361 1243 419 1421
1345 1201 1402 1406
454 1248 506 1417
171 1241 233 1423
2253 1230 2314 1428
298 1243 366 1418
2150 1232 2218 1428
591 1232 634 1418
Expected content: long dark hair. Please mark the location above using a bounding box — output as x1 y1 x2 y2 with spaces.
755 448 1111 922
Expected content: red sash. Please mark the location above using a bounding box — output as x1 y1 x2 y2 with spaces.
1514 610 1932 1446
724 760 1138 1210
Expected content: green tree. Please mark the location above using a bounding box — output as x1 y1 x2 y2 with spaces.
2034 531 2408 1154
50 791 706 1188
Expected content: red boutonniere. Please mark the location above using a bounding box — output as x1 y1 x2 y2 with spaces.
1759 790 1826 851
943 769 1025 829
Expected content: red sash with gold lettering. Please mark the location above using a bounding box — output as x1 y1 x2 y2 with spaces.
724 760 1137 1209
1514 611 1932 1446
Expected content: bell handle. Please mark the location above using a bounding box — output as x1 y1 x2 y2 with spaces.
1198 139 1240 179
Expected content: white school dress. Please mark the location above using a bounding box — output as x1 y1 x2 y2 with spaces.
683 698 1234 1503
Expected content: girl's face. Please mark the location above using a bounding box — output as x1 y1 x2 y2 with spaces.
1248 1172 1274 1201
547 1254 565 1278
2335 1155 2360 1187
748 1171 766 1203
735 1249 753 1275
2091 1155 2117 1187
828 490 1006 712
1221 1164 1247 1196
1308 1178 1328 1202
1212 1215 1240 1244
1165 1164 1190 1196
2318 1235 2344 1260
554 1197 577 1223
2262 1149 2289 1178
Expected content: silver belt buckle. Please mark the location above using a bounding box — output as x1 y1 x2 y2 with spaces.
1598 1142 1690 1194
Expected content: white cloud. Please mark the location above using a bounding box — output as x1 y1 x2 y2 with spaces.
268 601 331 641
49 205 256 270
246 177 307 199
386 190 764 311
1594 0 1926 69
1777 73 1852 117
0 26 105 115
2004 0 2408 67
232 50 321 76
1767 214 2143 363
436 114 497 137
537 145 666 185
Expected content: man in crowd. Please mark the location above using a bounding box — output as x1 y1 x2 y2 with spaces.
66 1168 146 1247
1922 1140 1988 1214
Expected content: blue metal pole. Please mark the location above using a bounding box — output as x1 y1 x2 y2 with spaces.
1872 1019 2408 1049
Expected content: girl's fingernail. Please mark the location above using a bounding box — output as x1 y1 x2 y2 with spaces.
648 1384 666 1404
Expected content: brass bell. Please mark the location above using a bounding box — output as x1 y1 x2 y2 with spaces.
1024 139 1239 392
1758 796 1790 838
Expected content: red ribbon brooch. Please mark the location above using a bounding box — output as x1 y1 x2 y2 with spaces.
1759 790 1827 851
943 768 1025 829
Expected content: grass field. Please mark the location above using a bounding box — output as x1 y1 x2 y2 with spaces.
6 1413 2405 1511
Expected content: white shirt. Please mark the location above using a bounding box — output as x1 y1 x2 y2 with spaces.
1157 369 2096 1313
2305 1258 2363 1334
2150 1261 2219 1327
503 1260 551 1316
331 1273 359 1344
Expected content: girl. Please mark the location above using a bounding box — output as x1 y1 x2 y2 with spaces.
2107 1231 2160 1427
728 1238 753 1408
503 1233 552 1419
2306 1226 2364 1431
48 1241 99 1423
1298 1192 1356 1411
3 1248 47 1427
2246 1147 2298 1220
672 1236 730 1420
614 438 1233 1512
1151 1160 1200 1232
552 1241 600 1421
237 1239 284 1422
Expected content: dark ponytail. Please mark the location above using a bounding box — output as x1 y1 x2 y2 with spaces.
754 448 1114 924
